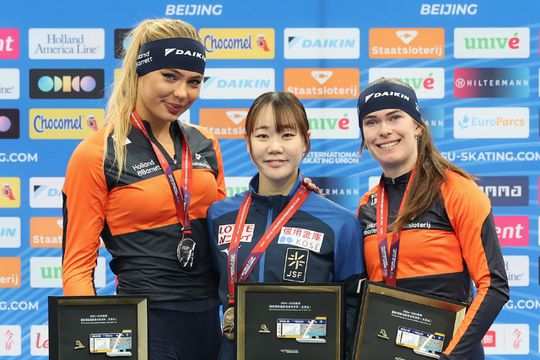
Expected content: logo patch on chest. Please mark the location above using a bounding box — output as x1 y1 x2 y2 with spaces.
283 248 309 283
277 226 324 253
218 223 255 245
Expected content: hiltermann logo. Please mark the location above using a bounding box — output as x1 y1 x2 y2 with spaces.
28 28 105 59
285 68 359 99
305 108 359 139
284 28 359 59
369 28 444 58
201 68 274 99
453 107 529 139
369 67 444 99
454 28 529 58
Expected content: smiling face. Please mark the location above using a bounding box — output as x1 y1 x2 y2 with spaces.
362 108 423 178
248 105 308 196
135 68 202 124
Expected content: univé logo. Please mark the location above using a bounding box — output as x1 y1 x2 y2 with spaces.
305 108 359 139
30 256 106 288
199 108 248 139
454 28 529 58
29 69 104 99
369 67 444 99
0 28 19 59
200 28 274 59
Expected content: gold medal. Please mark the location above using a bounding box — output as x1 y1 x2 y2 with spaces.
222 306 235 341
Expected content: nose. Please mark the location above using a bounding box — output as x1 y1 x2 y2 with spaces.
173 81 188 100
378 120 393 136
267 136 284 153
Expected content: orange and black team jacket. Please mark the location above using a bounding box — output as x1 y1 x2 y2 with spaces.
357 170 509 359
62 120 226 310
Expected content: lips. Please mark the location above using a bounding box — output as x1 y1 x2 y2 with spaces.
265 159 287 167
377 140 400 149
164 102 183 115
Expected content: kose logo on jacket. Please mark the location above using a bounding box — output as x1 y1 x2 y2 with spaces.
0 257 20 288
454 28 529 58
200 28 274 59
0 69 20 100
201 68 274 99
494 216 529 247
29 69 104 99
28 28 105 59
0 325 21 356
453 107 529 139
503 255 529 287
305 108 359 139
31 325 49 356
369 28 444 58
454 68 529 98
285 68 359 99
284 28 359 59
30 217 63 248
30 256 106 288
29 108 103 139
199 108 248 139
369 67 444 99
483 324 529 355
0 217 21 248
476 176 528 206
0 28 20 59
0 178 20 208
0 109 19 139
29 177 64 208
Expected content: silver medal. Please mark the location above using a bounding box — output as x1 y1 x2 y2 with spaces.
177 237 196 268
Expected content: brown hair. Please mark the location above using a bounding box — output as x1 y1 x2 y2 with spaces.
360 78 474 232
245 91 310 155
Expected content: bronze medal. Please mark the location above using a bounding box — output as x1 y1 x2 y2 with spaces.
222 306 235 341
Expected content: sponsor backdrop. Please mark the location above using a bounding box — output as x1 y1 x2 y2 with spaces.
0 0 539 358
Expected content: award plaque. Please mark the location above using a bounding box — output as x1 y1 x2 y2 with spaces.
353 282 467 360
48 296 149 360
236 283 344 360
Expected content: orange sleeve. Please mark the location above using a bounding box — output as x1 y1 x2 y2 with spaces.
212 134 226 200
62 130 109 295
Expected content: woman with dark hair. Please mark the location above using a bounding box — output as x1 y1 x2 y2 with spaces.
62 18 225 359
356 78 509 359
208 91 365 360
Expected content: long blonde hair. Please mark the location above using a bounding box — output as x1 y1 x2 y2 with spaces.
104 18 202 177
360 78 473 231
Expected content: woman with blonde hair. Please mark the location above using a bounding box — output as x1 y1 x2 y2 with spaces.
62 18 225 359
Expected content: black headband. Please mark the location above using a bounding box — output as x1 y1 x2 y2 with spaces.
357 81 422 137
136 38 206 76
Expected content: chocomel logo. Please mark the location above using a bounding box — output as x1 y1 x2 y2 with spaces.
284 28 359 59
199 108 248 139
369 28 444 58
200 28 274 59
0 28 20 59
305 108 359 139
454 28 529 58
30 69 104 99
0 178 20 208
29 108 103 139
369 67 444 99
0 257 20 288
201 68 274 99
285 68 359 99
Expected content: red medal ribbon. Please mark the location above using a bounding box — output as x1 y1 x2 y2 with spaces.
376 167 417 287
227 183 312 305
130 109 193 235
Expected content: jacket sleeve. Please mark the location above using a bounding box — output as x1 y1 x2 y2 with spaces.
441 174 509 359
210 131 227 201
62 135 108 295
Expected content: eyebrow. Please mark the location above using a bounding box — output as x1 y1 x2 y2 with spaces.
363 109 403 120
165 68 203 79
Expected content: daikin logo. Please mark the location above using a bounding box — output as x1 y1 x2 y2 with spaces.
396 30 418 44
201 68 274 99
0 217 20 248
29 177 64 208
284 28 359 59
311 71 333 85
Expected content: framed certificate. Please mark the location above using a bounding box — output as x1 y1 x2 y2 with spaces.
353 282 467 360
236 283 344 360
48 295 149 360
